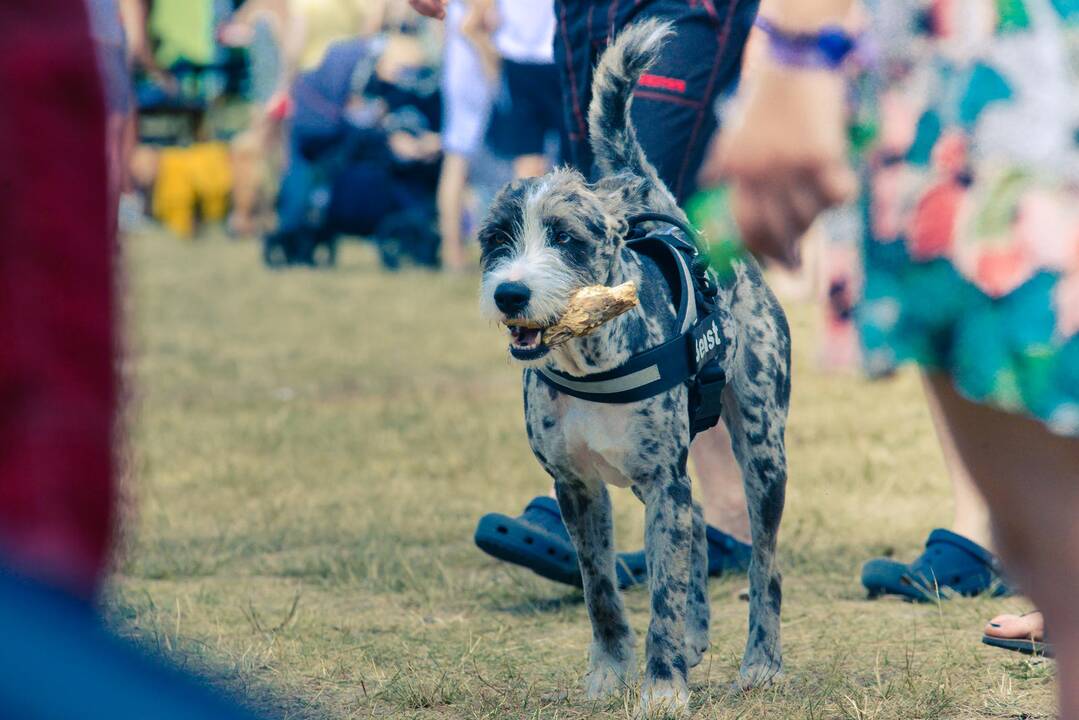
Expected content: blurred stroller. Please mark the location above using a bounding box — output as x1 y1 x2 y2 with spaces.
265 37 443 269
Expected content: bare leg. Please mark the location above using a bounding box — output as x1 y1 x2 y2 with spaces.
436 152 469 271
229 129 262 237
690 423 751 543
553 479 636 699
922 372 993 548
926 373 1079 719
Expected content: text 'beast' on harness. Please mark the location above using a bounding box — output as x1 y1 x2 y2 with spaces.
536 213 729 439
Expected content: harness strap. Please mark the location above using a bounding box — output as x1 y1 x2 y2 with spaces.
535 214 728 438
537 330 694 403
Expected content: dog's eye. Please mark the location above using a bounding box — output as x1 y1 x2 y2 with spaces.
487 230 512 246
553 231 574 245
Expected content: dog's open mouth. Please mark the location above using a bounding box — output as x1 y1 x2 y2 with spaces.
504 320 550 360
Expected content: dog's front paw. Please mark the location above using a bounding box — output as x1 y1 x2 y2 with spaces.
638 677 690 718
584 651 636 699
735 661 783 691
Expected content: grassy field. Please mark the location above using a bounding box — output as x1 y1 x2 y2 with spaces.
111 230 1055 719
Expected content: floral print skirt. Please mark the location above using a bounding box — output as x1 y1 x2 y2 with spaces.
858 0 1079 436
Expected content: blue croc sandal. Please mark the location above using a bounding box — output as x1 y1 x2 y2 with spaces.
862 528 1012 602
475 496 581 587
615 525 752 589
474 497 655 589
475 497 753 590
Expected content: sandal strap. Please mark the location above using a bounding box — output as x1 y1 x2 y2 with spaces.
520 496 571 541
523 496 562 519
925 528 1004 575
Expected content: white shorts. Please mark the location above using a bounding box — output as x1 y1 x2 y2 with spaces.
440 1 496 157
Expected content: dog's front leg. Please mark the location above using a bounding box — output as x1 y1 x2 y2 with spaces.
638 463 693 716
554 478 637 699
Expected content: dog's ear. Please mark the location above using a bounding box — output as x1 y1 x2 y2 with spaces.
596 171 648 208
593 172 648 243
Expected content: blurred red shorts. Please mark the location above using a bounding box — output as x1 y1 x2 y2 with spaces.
0 0 115 598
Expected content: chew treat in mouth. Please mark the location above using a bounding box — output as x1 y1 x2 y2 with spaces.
502 282 639 359
542 281 639 348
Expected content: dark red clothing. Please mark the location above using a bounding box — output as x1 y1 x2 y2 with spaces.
0 0 115 598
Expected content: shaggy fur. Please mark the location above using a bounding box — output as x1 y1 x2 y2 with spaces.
477 20 791 715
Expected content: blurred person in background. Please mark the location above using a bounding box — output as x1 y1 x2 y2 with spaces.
265 33 443 267
478 0 563 180
411 0 766 591
436 0 499 271
717 0 1079 712
87 0 137 232
220 0 293 236
692 0 1017 608
89 0 178 230
221 0 380 237
288 0 377 72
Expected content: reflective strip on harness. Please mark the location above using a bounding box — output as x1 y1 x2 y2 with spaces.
538 364 661 395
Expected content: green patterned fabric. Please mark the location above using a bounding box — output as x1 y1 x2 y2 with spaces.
860 0 1079 435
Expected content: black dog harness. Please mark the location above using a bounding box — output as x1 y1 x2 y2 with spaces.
535 213 729 438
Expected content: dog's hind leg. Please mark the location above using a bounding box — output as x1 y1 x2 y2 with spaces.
638 457 694 715
685 502 710 668
723 382 787 689
554 479 637 699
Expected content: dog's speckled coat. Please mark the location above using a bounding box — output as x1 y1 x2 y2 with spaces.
477 20 791 715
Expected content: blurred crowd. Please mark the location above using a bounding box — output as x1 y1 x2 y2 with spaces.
96 0 570 272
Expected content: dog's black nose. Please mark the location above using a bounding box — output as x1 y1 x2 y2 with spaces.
494 282 531 315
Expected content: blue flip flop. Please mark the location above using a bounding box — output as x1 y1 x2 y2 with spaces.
862 528 1012 602
981 635 1053 657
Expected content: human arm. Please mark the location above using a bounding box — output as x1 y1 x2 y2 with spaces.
461 0 501 81
706 0 859 267
118 0 178 93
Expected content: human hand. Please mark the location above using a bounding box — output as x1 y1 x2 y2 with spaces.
389 132 422 159
709 62 856 268
408 0 447 19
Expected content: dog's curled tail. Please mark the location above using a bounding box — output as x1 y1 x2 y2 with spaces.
588 19 680 214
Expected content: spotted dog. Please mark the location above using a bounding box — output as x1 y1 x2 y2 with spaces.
477 20 790 715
